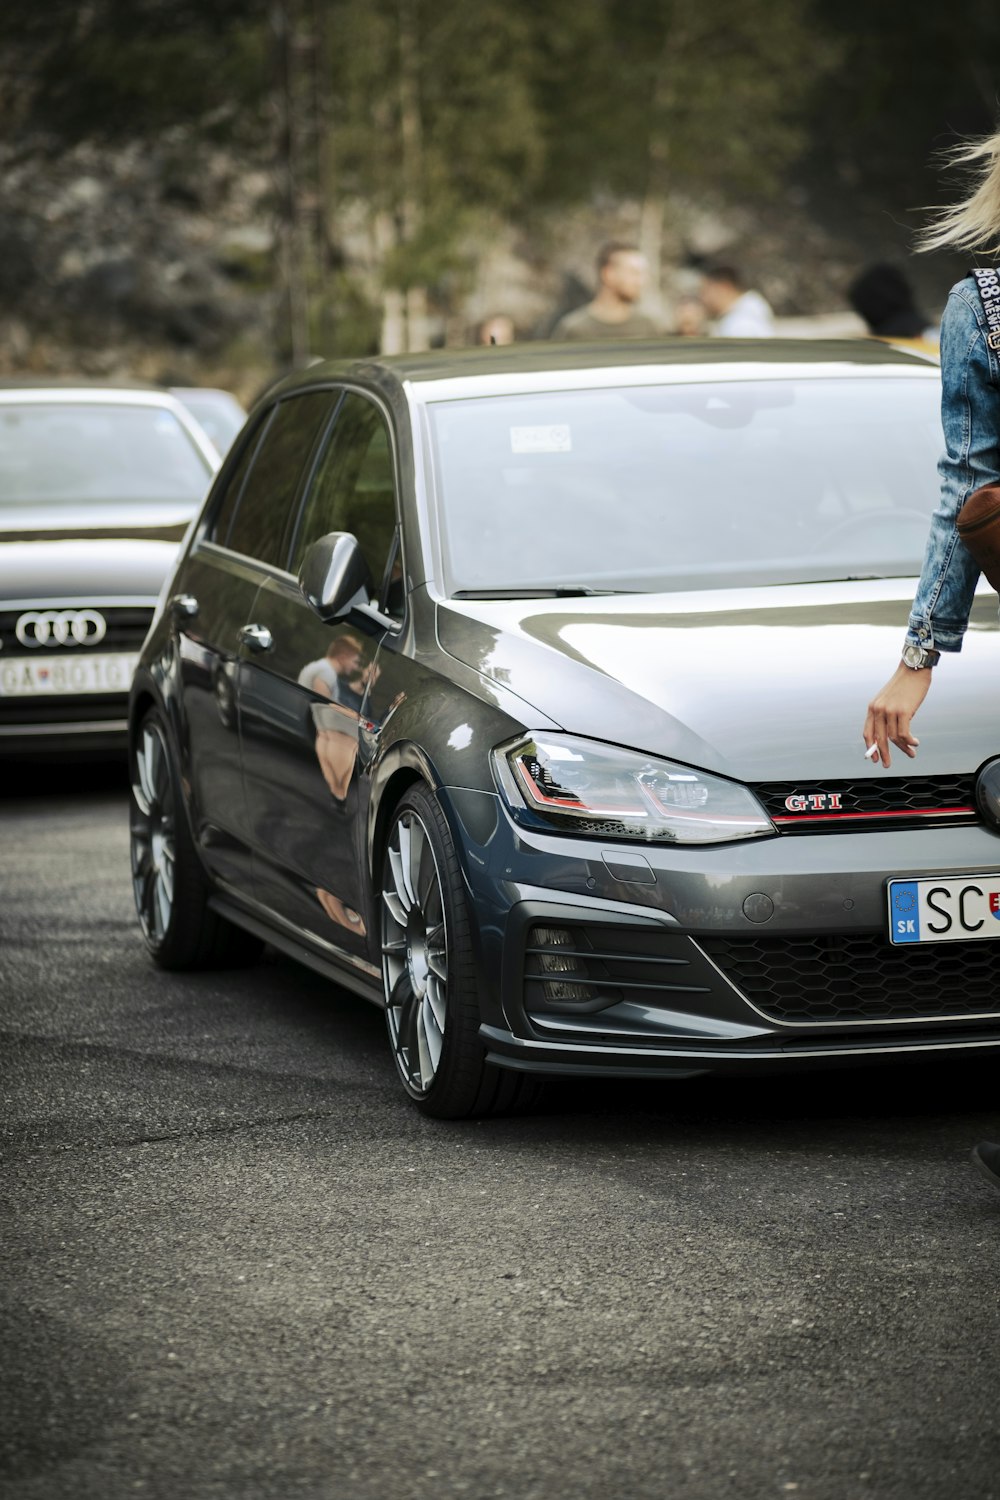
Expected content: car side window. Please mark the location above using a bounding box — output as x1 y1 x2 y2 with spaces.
205 407 271 545
292 393 401 614
224 393 332 569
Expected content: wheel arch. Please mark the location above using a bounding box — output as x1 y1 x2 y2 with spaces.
129 686 159 739
367 740 442 882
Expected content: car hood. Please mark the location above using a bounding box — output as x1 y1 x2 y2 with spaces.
0 537 184 603
0 501 194 544
437 580 1000 781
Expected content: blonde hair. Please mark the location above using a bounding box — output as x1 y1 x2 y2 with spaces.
918 129 1000 254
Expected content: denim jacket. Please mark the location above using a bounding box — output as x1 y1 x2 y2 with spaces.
906 275 1000 653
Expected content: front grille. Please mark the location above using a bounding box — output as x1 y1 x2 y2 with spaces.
0 605 153 655
0 694 128 726
752 774 976 833
0 605 149 724
523 923 718 1016
700 932 1000 1024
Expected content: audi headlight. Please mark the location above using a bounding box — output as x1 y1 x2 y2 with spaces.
493 733 775 845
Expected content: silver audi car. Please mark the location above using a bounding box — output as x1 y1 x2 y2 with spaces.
128 340 1000 1117
0 384 218 755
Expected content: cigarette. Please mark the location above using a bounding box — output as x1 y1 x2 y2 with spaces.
864 743 879 761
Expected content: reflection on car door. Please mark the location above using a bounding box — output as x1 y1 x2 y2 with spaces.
175 392 331 891
239 390 402 960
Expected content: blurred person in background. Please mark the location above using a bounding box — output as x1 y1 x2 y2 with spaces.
476 313 516 346
848 262 940 353
674 294 707 336
550 243 664 340
701 265 775 336
858 130 1000 1194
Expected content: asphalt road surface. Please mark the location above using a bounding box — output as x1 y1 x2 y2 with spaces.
3 764 1000 1500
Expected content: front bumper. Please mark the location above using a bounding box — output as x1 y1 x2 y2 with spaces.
481 1020 1000 1077
442 787 1000 1078
0 714 129 757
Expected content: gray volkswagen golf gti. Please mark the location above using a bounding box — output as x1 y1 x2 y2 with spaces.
129 340 1000 1116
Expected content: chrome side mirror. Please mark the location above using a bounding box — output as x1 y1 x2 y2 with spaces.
299 532 372 622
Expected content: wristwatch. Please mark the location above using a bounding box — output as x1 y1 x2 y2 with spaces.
901 643 940 670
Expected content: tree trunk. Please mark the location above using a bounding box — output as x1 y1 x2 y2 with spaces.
398 0 429 351
639 9 692 298
374 210 407 354
381 289 407 355
273 0 310 364
405 285 430 352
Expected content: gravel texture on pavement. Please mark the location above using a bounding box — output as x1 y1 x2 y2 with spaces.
2 765 999 1500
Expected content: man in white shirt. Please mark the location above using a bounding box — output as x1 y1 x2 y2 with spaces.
700 266 775 337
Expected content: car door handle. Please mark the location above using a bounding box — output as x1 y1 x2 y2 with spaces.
170 593 199 620
238 623 274 653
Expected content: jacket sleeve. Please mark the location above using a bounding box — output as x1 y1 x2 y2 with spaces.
906 284 1000 654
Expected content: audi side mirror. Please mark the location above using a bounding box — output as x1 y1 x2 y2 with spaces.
299 532 373 622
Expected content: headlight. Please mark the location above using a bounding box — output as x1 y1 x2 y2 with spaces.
493 733 775 845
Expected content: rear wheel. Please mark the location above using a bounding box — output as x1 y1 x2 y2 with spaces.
380 782 538 1118
129 707 260 970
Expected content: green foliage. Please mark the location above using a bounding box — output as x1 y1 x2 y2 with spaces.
313 273 382 359
325 0 546 291
808 0 1000 203
2 0 270 139
530 0 833 203
9 0 993 351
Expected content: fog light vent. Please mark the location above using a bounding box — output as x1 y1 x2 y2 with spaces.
533 926 573 947
527 925 595 1004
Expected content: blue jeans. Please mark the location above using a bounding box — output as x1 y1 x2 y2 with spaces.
906 275 1000 654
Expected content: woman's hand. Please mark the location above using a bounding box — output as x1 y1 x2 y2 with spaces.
862 663 933 768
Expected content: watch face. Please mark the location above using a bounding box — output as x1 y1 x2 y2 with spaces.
902 645 921 668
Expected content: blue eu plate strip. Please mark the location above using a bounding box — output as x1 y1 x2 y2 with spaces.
889 881 920 943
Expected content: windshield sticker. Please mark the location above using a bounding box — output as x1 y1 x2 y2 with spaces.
510 424 572 454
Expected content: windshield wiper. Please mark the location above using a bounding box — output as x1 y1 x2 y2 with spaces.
451 586 628 600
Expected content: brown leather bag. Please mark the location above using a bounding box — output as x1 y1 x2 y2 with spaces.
957 483 1000 592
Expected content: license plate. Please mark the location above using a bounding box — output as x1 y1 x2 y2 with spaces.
887 874 1000 945
0 652 139 697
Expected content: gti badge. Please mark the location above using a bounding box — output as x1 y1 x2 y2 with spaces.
783 792 843 812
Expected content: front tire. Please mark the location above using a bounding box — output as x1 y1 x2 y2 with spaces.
380 783 538 1118
129 707 260 970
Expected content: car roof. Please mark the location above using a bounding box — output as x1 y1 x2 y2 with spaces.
0 385 189 409
0 377 162 393
267 337 938 408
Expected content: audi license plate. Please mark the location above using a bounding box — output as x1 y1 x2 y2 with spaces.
887 875 1000 945
0 653 139 696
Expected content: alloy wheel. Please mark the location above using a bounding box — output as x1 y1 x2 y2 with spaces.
382 809 449 1095
130 720 177 945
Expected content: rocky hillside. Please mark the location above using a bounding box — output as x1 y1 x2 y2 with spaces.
0 128 944 398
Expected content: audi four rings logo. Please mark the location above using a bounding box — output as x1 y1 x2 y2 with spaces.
14 609 107 647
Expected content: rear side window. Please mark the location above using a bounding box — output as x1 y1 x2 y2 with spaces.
224 393 332 568
206 408 271 545
292 393 399 609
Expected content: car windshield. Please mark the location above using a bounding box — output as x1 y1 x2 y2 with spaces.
427 376 943 594
0 402 213 506
171 390 246 456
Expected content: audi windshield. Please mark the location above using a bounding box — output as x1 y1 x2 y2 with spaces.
0 403 212 507
427 376 942 594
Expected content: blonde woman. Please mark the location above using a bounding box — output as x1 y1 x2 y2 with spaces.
861 131 1000 1195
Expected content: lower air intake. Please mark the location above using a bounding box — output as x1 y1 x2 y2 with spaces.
699 932 1000 1024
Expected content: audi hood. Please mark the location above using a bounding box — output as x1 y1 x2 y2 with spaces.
0 538 184 602
0 501 193 545
437 579 1000 783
